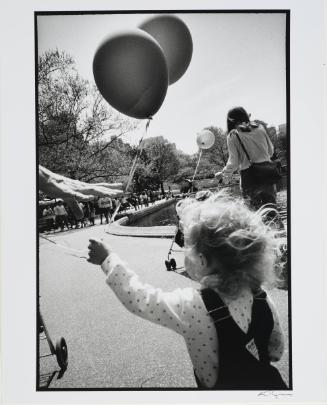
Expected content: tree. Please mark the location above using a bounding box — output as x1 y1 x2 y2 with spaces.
172 126 228 185
132 164 161 193
38 49 139 182
172 151 197 183
141 136 180 195
203 126 229 169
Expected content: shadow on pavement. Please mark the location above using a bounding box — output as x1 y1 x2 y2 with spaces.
39 368 67 389
39 371 57 388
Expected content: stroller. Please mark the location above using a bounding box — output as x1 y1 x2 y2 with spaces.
164 190 214 273
38 307 68 371
164 225 184 271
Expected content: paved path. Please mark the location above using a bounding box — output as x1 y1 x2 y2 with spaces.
39 225 289 389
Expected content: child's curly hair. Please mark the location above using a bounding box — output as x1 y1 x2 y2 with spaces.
179 190 284 297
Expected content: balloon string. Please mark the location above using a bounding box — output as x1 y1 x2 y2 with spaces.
191 149 203 191
110 117 152 223
40 234 88 259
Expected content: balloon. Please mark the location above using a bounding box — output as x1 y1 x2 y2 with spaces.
139 15 193 85
93 30 168 119
196 129 215 150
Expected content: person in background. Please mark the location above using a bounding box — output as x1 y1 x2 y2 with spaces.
98 197 105 224
98 196 112 224
119 196 129 213
138 192 144 208
215 107 277 210
148 190 154 205
42 206 55 231
83 202 91 227
89 204 96 226
136 194 141 208
129 194 138 211
66 205 76 229
143 191 149 207
111 198 117 216
76 201 86 228
53 201 69 231
42 206 53 217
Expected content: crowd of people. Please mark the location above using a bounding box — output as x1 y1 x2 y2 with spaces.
40 190 174 232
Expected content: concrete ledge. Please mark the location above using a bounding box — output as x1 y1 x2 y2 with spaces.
127 199 176 224
106 199 177 238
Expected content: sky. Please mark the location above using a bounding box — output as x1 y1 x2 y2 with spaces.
37 12 286 154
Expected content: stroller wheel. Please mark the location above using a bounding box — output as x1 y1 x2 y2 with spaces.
170 258 177 270
55 337 68 370
165 260 172 271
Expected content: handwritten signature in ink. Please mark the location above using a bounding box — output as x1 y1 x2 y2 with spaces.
258 391 293 400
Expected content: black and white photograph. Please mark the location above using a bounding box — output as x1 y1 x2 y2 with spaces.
36 11 291 390
1 1 326 403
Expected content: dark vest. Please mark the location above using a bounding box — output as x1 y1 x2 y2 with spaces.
196 288 287 390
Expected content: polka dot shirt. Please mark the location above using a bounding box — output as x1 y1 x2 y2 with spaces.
101 253 285 388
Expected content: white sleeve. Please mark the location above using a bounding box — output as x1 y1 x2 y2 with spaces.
222 133 240 181
261 126 274 158
266 294 285 362
101 253 196 336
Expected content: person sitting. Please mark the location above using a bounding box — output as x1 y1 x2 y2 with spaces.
42 206 53 217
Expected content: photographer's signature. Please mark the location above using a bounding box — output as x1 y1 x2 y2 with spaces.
258 391 293 400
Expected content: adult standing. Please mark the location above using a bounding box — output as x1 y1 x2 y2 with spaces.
129 194 138 211
78 202 86 228
66 205 76 229
98 196 112 224
53 201 69 231
83 202 91 226
148 190 154 205
89 204 96 226
143 191 149 207
111 198 117 216
215 107 277 210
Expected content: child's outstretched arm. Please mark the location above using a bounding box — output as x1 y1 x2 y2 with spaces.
87 239 204 337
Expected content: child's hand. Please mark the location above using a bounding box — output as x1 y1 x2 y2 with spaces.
87 239 111 265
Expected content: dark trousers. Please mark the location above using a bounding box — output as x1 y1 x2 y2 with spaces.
240 168 277 210
240 168 283 227
99 208 109 224
56 215 69 230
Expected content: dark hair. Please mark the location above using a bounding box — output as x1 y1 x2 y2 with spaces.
227 106 250 133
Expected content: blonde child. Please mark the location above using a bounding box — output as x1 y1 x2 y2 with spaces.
87 191 286 389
